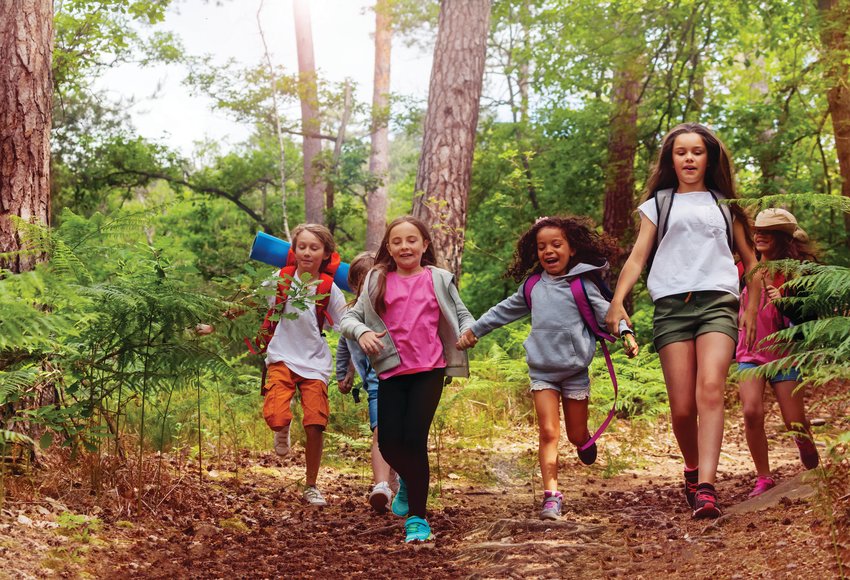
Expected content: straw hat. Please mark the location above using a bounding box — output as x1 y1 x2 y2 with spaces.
754 208 807 241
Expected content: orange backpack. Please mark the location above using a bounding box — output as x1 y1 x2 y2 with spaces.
245 249 341 355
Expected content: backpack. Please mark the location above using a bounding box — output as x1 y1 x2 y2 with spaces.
245 249 341 356
648 188 734 272
522 272 620 451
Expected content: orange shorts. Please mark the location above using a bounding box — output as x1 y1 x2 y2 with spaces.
262 362 329 430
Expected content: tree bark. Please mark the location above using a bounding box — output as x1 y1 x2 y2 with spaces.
412 0 491 280
293 0 324 224
366 0 392 252
603 55 642 247
0 0 53 273
818 0 850 247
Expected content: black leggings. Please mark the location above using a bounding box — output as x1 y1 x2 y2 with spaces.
377 368 445 519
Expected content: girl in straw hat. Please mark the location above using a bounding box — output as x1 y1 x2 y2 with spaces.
736 208 820 498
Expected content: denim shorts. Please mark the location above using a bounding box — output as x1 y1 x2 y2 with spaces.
530 369 590 401
738 361 801 384
652 290 739 351
349 343 380 430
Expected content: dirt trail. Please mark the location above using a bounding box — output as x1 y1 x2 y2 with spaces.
2 391 848 579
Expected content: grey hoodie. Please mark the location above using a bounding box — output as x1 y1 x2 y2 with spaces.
340 266 474 378
471 262 629 383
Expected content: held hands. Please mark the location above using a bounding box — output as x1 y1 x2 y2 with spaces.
622 332 639 358
358 330 387 356
338 366 355 394
605 301 631 337
456 329 479 350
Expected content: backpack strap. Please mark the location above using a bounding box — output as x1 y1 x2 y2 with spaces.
522 273 542 309
569 276 619 451
648 188 675 272
708 188 734 253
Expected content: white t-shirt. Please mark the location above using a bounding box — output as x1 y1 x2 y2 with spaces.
638 191 739 302
264 270 347 383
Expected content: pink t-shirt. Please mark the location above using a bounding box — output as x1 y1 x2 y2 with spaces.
379 268 446 379
736 280 791 365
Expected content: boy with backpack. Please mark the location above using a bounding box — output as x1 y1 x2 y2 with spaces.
246 223 346 506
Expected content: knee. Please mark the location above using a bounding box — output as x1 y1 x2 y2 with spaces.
670 407 696 428
698 381 726 409
538 425 559 446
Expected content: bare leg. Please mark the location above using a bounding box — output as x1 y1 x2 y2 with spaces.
739 374 771 476
563 397 591 447
773 380 810 434
534 390 562 491
694 332 735 484
658 341 699 468
304 425 324 487
371 427 392 484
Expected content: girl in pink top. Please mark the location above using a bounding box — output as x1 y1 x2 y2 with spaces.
737 208 820 498
340 216 474 547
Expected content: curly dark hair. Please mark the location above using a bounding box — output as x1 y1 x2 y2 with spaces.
505 216 620 282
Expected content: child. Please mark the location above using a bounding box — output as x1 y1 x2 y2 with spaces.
737 208 820 497
334 251 396 513
458 216 638 521
257 223 347 506
340 216 474 546
605 123 760 518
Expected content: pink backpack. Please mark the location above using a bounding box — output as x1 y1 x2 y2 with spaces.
522 273 619 451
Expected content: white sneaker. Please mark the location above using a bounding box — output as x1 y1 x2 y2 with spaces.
369 481 393 513
273 424 290 456
303 486 327 506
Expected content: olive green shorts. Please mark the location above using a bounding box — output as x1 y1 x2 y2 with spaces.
652 291 739 351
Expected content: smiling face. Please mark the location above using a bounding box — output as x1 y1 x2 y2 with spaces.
671 132 708 192
754 229 779 261
536 226 575 277
387 220 429 275
293 229 330 278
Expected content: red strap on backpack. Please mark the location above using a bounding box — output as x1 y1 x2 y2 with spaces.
245 251 341 355
522 274 619 451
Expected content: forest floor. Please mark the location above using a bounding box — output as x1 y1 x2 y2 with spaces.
1 381 849 579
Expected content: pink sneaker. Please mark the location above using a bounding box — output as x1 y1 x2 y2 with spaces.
794 436 820 470
748 476 776 498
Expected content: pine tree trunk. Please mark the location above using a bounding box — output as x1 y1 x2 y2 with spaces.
0 0 53 273
603 56 642 247
818 0 850 248
366 0 392 252
294 0 324 224
412 0 490 280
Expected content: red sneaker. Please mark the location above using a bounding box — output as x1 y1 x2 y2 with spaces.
692 484 722 519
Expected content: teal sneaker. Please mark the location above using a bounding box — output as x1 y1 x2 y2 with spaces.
391 477 409 517
404 516 434 546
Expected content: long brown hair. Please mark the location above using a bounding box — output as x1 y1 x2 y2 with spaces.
506 216 620 283
347 251 375 306
370 216 437 315
757 230 819 263
643 123 753 249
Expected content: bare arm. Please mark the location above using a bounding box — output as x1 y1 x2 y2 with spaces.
734 220 759 348
605 215 656 335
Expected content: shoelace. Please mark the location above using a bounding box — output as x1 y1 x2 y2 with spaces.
694 490 715 504
543 498 560 510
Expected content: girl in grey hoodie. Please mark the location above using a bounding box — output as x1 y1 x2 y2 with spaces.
458 216 637 521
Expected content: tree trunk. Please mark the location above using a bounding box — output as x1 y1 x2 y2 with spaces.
412 0 491 280
603 56 642 247
366 0 392 252
0 0 53 273
325 81 353 235
293 0 324 224
818 0 850 247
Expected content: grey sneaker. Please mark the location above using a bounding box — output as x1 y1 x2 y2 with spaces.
303 486 327 506
369 481 393 513
273 424 290 456
540 490 563 520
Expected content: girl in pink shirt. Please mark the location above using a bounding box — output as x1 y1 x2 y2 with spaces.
736 208 820 497
340 216 474 547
